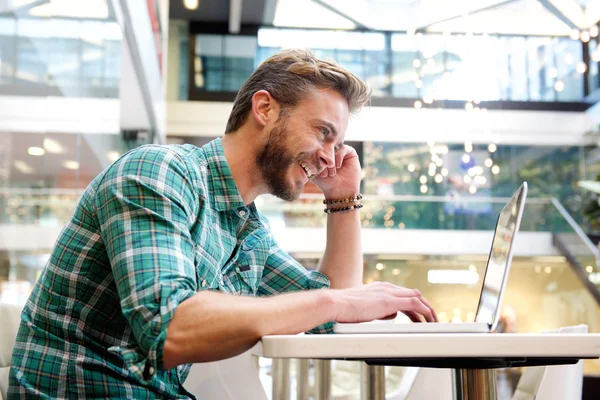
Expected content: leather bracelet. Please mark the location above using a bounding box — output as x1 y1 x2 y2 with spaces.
323 194 363 205
324 203 364 214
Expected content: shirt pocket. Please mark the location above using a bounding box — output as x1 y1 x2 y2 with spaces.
193 243 220 291
227 232 267 296
229 263 263 296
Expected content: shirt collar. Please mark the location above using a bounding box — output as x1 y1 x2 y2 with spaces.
202 138 247 212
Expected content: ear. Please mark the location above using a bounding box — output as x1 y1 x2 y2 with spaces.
251 90 280 128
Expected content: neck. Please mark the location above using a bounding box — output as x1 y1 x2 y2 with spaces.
221 126 268 205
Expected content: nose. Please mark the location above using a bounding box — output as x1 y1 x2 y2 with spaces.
317 145 335 169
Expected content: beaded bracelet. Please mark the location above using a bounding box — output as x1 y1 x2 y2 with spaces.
323 194 363 205
324 203 364 214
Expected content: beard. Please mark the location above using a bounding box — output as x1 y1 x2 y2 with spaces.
256 116 305 201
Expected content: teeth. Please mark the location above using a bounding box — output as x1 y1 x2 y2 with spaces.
300 162 314 178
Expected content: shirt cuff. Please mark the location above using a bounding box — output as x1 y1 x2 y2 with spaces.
109 286 196 382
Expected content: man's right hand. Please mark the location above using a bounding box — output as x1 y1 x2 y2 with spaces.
331 282 438 323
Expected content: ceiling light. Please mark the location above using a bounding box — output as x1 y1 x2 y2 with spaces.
576 62 587 74
184 0 199 10
488 143 497 153
28 146 45 156
420 175 427 184
415 80 423 88
420 184 428 193
414 100 422 109
464 141 473 153
474 175 487 185
469 185 477 194
464 175 472 184
564 54 573 65
581 31 591 43
441 168 448 176
423 94 433 104
590 26 599 38
62 160 79 170
554 80 564 92
586 265 594 273
485 158 493 167
462 154 471 163
548 68 558 79
492 165 500 175
408 163 415 172
570 29 580 40
413 59 421 68
465 102 473 112
434 174 443 183
43 138 64 154
13 160 33 174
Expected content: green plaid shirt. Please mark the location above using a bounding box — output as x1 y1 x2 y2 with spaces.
9 139 331 399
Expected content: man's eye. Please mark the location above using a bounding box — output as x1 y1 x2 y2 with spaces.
320 127 329 137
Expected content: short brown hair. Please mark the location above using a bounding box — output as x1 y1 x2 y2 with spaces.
225 48 371 134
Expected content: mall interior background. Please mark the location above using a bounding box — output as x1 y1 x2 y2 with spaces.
2 0 600 398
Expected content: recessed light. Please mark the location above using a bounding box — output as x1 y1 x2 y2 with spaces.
43 138 65 154
184 0 199 10
14 160 34 174
28 147 45 156
62 160 79 170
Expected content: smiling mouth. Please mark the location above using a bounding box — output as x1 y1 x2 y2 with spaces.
299 161 318 179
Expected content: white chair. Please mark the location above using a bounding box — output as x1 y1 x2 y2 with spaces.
0 302 23 400
184 349 268 400
511 324 587 400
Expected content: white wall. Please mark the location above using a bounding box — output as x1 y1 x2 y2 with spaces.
168 101 594 146
0 96 120 134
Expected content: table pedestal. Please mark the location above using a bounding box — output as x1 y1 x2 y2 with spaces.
453 369 498 400
360 364 385 400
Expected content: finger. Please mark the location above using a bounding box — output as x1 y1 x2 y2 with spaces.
389 286 438 323
335 146 349 169
318 169 328 179
396 297 435 323
402 311 423 323
328 166 336 177
412 290 439 322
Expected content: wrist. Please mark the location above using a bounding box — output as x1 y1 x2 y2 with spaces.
322 289 340 322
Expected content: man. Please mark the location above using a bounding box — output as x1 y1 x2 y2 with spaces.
9 49 437 398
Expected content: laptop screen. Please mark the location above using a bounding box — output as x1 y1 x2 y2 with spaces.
474 183 527 330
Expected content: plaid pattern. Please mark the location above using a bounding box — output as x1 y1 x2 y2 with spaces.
8 139 331 399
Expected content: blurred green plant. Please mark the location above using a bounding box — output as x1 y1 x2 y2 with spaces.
578 176 600 233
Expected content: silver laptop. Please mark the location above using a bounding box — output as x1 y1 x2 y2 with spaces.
334 182 528 334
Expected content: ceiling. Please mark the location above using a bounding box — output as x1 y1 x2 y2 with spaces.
170 0 600 36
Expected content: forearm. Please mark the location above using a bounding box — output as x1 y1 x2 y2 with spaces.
163 289 335 369
319 209 363 289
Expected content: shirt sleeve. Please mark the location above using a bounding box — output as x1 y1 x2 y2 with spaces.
94 146 199 380
258 243 334 334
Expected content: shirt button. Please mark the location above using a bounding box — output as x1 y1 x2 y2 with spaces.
239 210 246 217
201 280 207 287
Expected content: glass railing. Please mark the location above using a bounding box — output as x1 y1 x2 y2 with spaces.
257 194 567 232
551 198 600 301
0 190 568 233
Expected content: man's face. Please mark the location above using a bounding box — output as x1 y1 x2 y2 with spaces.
256 88 349 201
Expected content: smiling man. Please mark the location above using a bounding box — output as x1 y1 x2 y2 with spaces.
9 49 437 398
